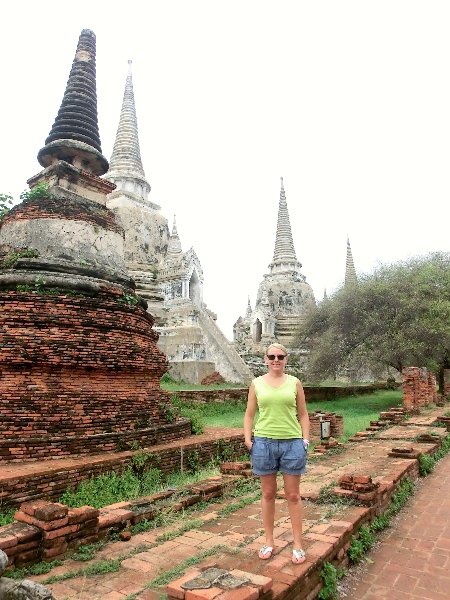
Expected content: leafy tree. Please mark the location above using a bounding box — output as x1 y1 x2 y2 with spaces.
298 252 450 389
0 193 13 223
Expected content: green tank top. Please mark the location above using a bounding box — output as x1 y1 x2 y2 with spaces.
253 374 302 439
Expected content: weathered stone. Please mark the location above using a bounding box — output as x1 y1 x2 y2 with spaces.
0 577 56 600
180 567 250 590
0 549 8 576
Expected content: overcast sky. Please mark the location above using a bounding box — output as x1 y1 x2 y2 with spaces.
1 1 449 338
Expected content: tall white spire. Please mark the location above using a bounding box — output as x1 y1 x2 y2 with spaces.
268 178 303 276
106 61 156 208
109 61 146 179
272 177 297 263
345 235 357 286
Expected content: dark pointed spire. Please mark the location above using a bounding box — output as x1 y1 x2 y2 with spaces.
37 29 109 175
345 236 357 286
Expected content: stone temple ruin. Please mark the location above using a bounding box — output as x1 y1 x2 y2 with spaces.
233 178 316 363
0 29 191 461
105 62 252 385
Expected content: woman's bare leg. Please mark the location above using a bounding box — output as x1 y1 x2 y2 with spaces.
260 473 278 547
282 473 303 549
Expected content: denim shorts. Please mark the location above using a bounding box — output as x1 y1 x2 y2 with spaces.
250 437 307 476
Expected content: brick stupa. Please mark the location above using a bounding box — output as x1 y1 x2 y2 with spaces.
0 29 190 461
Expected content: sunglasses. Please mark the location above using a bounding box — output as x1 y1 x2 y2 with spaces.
267 354 287 361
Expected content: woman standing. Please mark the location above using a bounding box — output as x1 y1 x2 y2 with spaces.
244 343 310 564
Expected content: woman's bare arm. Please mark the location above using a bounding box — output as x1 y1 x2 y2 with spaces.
296 380 310 441
244 382 257 450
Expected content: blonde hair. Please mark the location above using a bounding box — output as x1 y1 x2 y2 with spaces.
265 342 288 355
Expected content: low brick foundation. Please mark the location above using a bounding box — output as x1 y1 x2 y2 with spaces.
0 471 248 569
0 428 247 508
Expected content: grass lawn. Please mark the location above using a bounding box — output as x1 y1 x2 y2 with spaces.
178 389 403 441
161 381 245 391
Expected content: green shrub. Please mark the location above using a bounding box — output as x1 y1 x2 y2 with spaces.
0 508 15 526
319 562 345 600
188 412 205 435
370 512 391 532
419 453 435 476
161 373 176 384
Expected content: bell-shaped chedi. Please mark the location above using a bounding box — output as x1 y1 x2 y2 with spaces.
0 30 190 462
233 178 316 352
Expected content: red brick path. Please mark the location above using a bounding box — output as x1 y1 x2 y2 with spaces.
345 453 450 599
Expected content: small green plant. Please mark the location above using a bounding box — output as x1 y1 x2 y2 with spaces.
71 541 105 562
118 291 138 306
419 453 435 476
348 525 375 563
212 439 236 464
115 436 128 452
20 182 53 203
0 507 15 526
188 412 205 435
131 450 151 471
152 269 158 279
348 535 365 563
161 372 175 384
317 481 354 506
34 275 46 293
2 248 38 268
5 559 64 580
186 449 201 473
160 403 177 423
16 284 32 292
432 433 450 460
170 396 205 435
79 259 87 265
319 562 345 600
370 512 391 532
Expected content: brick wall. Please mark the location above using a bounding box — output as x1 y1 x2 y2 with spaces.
170 384 389 404
402 367 437 412
2 195 124 236
309 412 344 444
0 292 190 460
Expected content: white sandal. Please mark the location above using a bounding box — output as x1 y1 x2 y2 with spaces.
292 548 306 564
258 545 273 560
